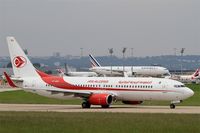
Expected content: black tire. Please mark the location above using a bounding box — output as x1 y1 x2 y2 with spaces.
82 102 91 108
101 105 110 108
170 104 175 109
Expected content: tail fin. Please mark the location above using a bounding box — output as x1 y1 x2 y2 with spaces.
192 68 200 79
7 37 39 78
56 68 66 77
64 63 69 74
3 72 17 88
89 54 101 68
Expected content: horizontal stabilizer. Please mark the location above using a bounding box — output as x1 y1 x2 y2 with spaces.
3 72 17 88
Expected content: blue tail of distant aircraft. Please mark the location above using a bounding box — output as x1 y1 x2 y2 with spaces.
89 54 101 67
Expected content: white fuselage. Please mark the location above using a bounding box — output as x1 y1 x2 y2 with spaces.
90 66 170 77
67 72 97 77
21 76 193 102
171 75 197 83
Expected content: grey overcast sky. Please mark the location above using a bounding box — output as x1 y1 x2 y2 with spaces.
0 0 200 57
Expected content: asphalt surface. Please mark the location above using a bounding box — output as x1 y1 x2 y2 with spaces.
0 88 21 92
0 104 200 114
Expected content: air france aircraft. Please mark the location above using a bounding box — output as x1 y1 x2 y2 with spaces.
89 54 170 77
5 37 194 109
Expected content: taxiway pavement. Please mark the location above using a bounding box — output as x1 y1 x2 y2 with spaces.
0 104 199 114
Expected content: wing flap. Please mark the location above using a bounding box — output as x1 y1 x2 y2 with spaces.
45 89 92 98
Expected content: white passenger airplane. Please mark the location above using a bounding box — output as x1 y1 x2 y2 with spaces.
170 68 200 83
5 37 194 109
57 64 97 77
89 54 170 77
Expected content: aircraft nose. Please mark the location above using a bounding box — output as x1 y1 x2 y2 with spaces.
185 88 194 98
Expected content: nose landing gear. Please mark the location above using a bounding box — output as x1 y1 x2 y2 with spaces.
170 100 182 109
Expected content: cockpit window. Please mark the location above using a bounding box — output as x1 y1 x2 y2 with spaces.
174 85 185 88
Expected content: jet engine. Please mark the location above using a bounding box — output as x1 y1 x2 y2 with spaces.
88 94 113 106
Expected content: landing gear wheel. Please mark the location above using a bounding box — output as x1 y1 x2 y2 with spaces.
170 104 175 109
101 105 110 108
82 102 91 108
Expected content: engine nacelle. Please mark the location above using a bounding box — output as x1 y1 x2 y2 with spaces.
88 94 112 106
122 101 143 105
126 71 136 77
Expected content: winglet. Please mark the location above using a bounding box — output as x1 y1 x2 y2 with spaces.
3 72 17 88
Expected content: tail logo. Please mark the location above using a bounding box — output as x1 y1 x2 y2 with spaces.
13 56 27 68
194 69 200 77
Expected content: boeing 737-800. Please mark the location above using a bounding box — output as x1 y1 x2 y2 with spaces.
89 54 170 77
5 37 194 109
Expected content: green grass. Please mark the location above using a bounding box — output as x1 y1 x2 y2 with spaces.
0 112 199 133
0 84 199 106
0 90 81 104
180 84 200 106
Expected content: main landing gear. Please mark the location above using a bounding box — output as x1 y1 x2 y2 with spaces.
81 101 110 108
101 105 110 108
170 100 182 109
170 104 176 109
82 101 91 108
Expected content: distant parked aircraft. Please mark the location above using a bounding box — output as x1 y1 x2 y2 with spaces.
170 68 200 83
57 64 97 77
89 54 170 77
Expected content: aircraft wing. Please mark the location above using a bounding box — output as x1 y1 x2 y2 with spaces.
101 68 125 73
100 68 129 77
46 89 92 98
31 87 116 99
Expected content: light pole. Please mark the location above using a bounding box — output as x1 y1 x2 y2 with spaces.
122 47 127 59
80 48 83 58
180 48 185 74
122 47 127 75
173 48 177 73
180 48 185 56
108 48 114 76
108 48 114 57
173 48 177 56
131 48 134 58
